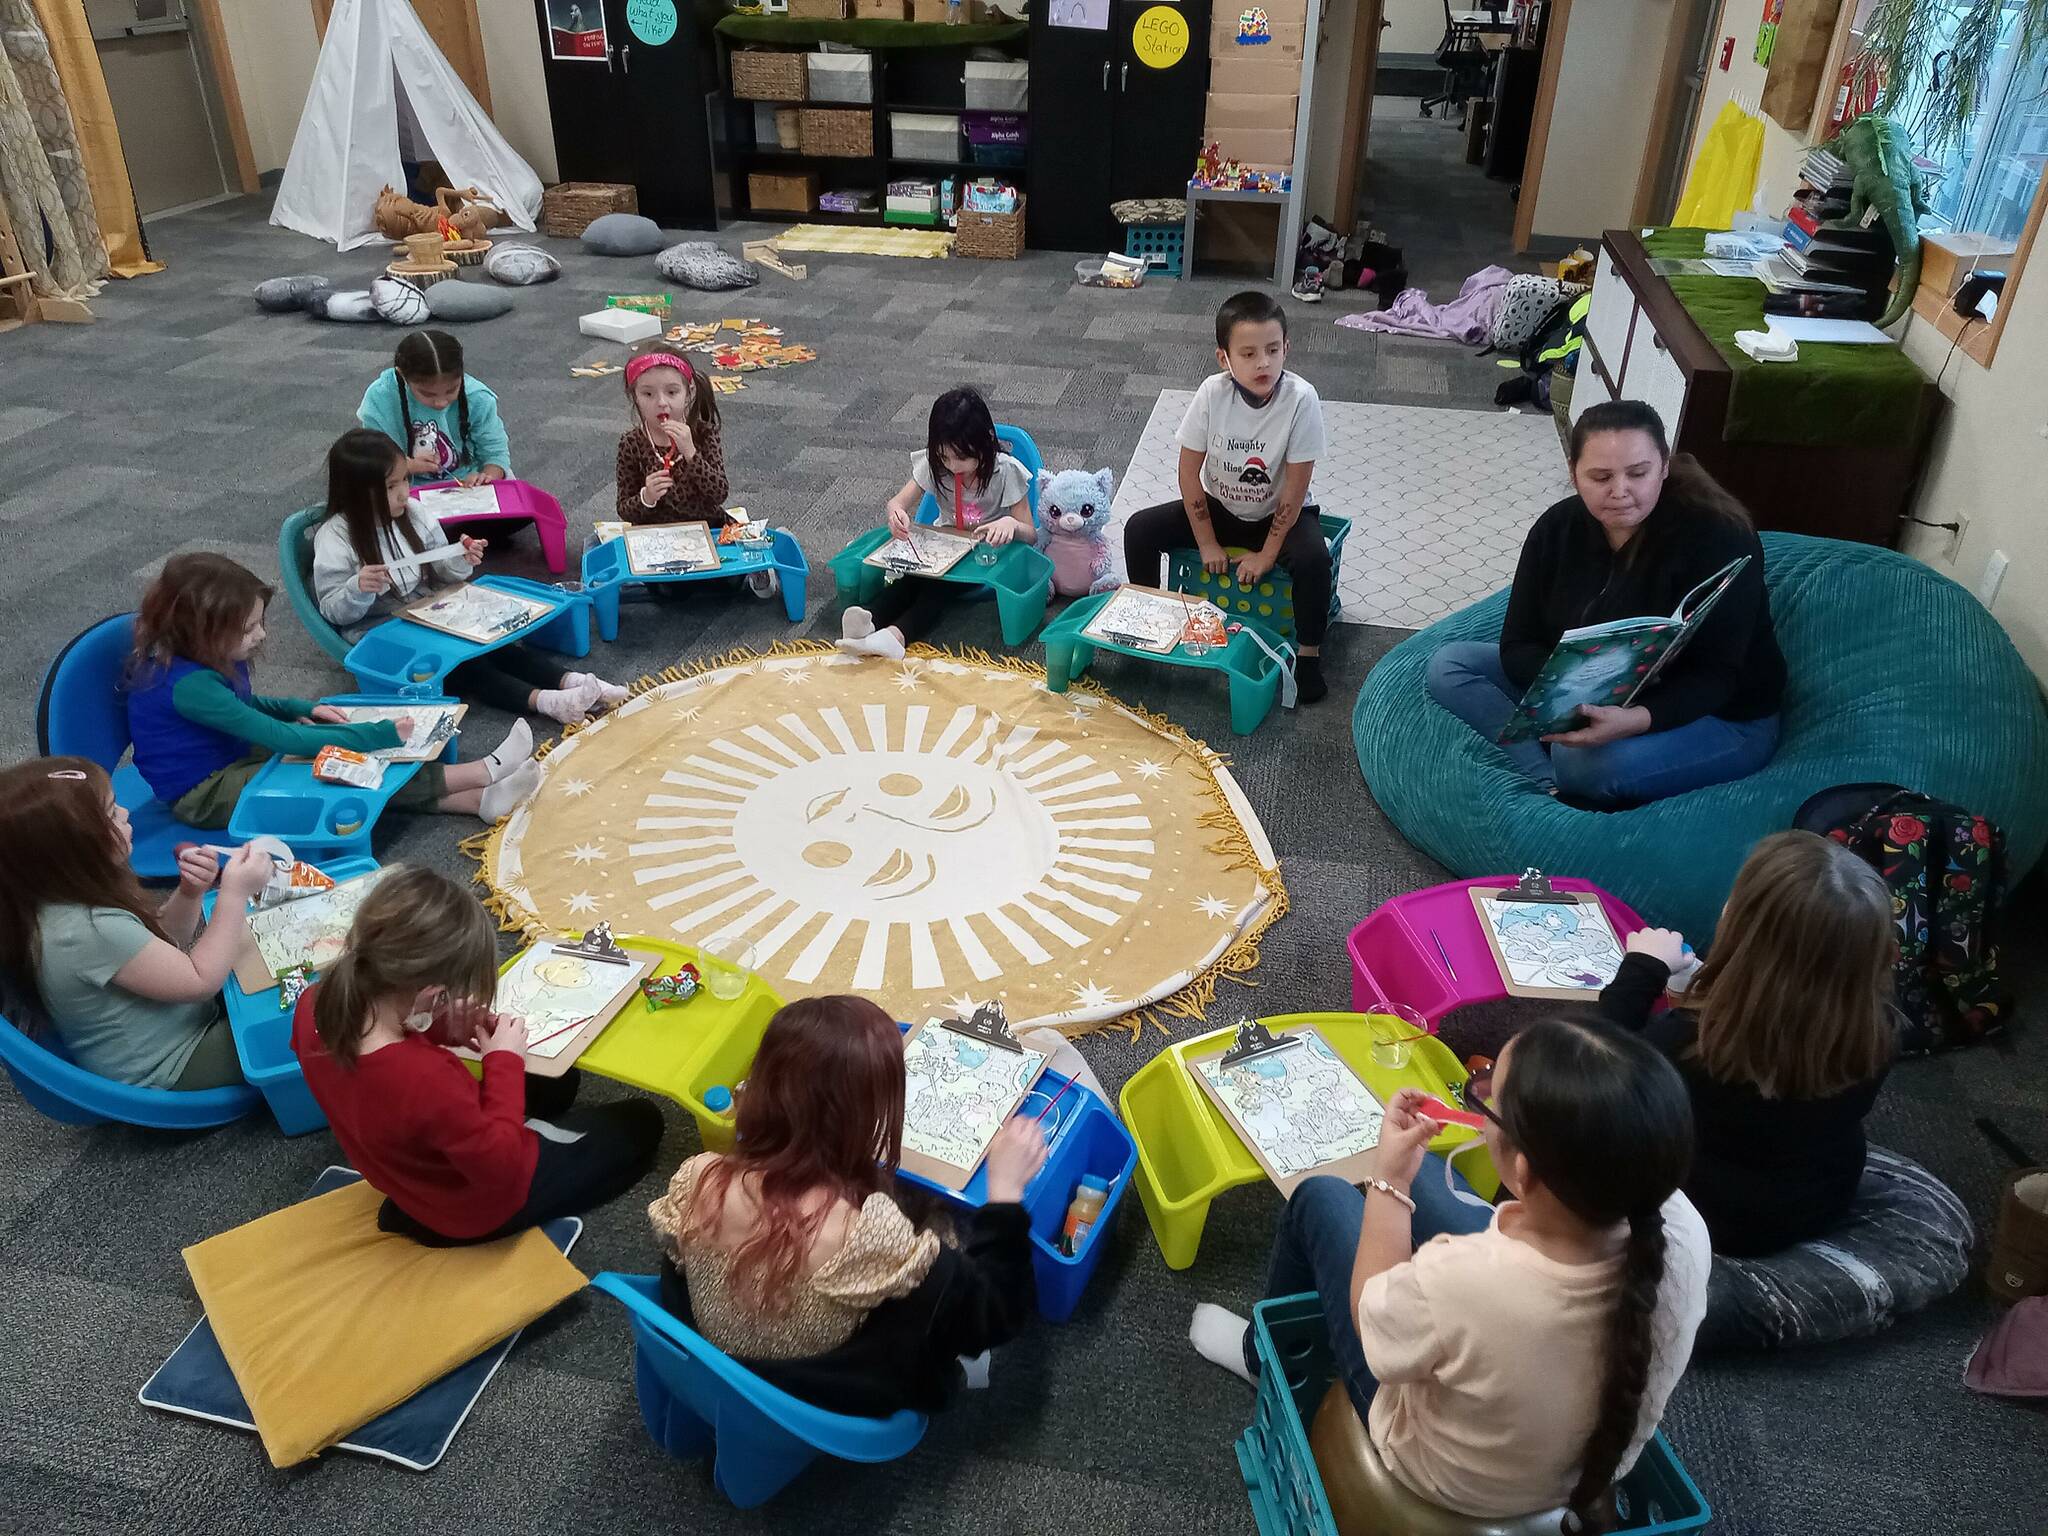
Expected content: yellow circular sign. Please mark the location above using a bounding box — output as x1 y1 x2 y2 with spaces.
1133 4 1189 69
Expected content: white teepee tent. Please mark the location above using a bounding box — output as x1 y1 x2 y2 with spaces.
272 0 542 251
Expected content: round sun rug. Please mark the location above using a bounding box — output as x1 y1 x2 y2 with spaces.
473 645 1286 1033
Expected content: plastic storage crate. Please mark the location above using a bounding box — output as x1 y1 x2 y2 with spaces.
1240 1294 1712 1536
1166 510 1351 638
807 50 873 103
1124 221 1186 277
891 110 961 163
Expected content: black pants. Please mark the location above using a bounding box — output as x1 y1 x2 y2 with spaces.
446 644 565 714
867 575 957 643
1122 495 1332 647
379 1069 666 1246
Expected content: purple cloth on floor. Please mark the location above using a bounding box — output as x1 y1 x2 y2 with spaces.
1339 264 1515 343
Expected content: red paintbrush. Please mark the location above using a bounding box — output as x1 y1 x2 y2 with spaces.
1415 1095 1486 1130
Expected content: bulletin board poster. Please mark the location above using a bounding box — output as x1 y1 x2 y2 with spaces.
548 0 608 60
1133 3 1189 68
1050 0 1111 30
1753 0 1783 66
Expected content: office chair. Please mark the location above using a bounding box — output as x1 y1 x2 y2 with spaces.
1420 0 1489 120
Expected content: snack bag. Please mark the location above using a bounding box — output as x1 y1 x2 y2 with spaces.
312 746 386 789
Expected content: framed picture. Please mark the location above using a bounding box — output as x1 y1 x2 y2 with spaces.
547 0 609 61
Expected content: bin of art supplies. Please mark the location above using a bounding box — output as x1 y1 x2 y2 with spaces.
964 58 1029 110
807 50 873 104
1075 251 1147 288
956 197 1026 259
748 170 819 214
890 110 961 164
730 49 807 101
964 110 1026 168
800 107 874 158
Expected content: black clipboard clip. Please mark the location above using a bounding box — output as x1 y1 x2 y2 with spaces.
938 999 1024 1054
1489 867 1577 905
557 922 632 967
1217 1016 1302 1070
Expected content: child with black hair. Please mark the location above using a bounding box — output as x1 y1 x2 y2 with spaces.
837 386 1034 661
357 330 511 487
1122 290 1333 701
312 428 629 723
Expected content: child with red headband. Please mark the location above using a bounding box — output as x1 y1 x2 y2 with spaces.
615 343 731 527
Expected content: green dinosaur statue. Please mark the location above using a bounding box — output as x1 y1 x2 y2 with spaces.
1821 113 1930 328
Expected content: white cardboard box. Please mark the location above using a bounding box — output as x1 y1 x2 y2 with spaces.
578 308 662 343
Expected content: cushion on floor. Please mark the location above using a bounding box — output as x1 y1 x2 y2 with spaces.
424 280 515 323
484 243 561 285
181 1175 584 1466
1699 1147 1973 1350
582 213 666 256
369 274 431 325
1353 532 2048 943
653 240 758 290
318 289 379 323
253 274 328 313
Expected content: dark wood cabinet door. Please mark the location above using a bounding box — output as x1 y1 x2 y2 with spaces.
1025 9 1116 251
1110 0 1210 204
614 0 718 228
532 0 634 186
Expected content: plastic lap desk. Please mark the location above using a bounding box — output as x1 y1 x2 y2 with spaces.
1040 590 1292 736
581 527 810 633
827 529 1054 647
342 575 593 696
215 853 379 1135
224 694 461 863
1118 1011 1499 1272
414 478 570 574
139 1166 580 1471
1346 876 1648 1029
1239 1293 1711 1536
1165 510 1352 640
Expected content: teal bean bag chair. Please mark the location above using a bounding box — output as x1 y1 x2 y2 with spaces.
1354 533 2048 945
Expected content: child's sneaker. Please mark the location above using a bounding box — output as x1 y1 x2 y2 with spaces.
747 569 780 600
1291 266 1324 304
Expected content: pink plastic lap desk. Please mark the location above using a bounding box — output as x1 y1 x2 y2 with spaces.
1348 876 1647 1028
414 480 569 574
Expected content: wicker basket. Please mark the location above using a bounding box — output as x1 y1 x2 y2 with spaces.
800 108 874 158
774 107 801 149
731 49 807 100
540 181 637 238
788 0 851 17
955 197 1025 260
749 170 820 213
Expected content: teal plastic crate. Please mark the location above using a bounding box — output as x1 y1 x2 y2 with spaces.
1238 1294 1712 1536
1124 221 1185 277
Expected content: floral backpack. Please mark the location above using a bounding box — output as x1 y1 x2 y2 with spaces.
1796 783 2010 1055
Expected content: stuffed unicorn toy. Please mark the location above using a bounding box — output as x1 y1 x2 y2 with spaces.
1038 468 1119 597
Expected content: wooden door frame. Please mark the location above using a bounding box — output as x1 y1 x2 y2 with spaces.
1511 0 1573 251
1330 0 1385 236
184 0 261 193
312 0 493 114
1629 0 1707 222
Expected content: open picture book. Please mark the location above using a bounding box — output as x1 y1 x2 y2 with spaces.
1498 555 1750 744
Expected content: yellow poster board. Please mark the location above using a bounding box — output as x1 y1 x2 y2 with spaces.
1133 4 1189 68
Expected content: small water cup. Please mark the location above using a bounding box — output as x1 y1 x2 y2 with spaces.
1367 1002 1428 1072
973 541 1001 568
701 936 756 1001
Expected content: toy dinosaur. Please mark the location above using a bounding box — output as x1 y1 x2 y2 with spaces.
1821 113 1929 328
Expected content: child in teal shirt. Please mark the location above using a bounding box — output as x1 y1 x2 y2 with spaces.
356 330 512 487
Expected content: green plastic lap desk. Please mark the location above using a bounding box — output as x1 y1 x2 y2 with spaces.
1354 532 2048 945
1041 590 1291 735
1165 511 1353 640
582 528 810 633
827 528 1053 647
342 576 593 696
1119 1012 1500 1271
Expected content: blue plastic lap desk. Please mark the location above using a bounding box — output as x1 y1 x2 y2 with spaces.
342 576 592 695
137 1167 580 1471
582 528 810 634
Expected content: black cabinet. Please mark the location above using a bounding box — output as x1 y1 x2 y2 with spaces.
1028 0 1209 251
533 0 718 230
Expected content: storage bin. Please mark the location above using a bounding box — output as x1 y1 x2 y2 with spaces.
788 0 851 17
751 102 777 143
539 181 637 238
731 49 807 101
1124 220 1186 277
955 196 1025 259
965 110 1026 168
775 107 801 149
748 170 819 213
800 107 875 158
964 58 1029 110
808 51 874 104
891 110 961 163
855 0 910 15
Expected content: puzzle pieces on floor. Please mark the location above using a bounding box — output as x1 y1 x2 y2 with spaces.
571 360 623 379
711 376 746 395
658 317 815 383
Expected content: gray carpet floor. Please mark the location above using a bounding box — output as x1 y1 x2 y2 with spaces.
2 198 2043 1536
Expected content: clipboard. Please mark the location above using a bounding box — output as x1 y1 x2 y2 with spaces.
623 523 722 576
1467 869 1624 1002
862 523 979 578
459 925 660 1079
897 1002 1046 1192
234 869 392 993
1184 1019 1386 1196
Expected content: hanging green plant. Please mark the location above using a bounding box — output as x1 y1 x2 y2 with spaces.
1853 0 2048 153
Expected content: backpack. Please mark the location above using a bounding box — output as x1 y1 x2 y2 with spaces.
1795 783 2011 1055
1487 273 1588 353
1492 293 1590 408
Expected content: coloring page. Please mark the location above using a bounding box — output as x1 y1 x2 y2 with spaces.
1483 899 1623 992
492 943 641 1059
625 522 721 575
901 1024 1046 1173
1193 1030 1383 1177
865 523 976 577
1084 586 1197 653
323 703 466 763
403 583 551 644
414 485 503 520
247 868 392 979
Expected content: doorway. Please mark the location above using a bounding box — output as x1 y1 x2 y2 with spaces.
83 0 236 215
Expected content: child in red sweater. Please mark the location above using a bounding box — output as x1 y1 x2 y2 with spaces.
290 866 663 1244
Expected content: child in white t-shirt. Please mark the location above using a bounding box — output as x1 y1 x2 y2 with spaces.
1122 290 1332 700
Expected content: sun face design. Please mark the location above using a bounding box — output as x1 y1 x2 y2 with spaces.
628 702 1155 993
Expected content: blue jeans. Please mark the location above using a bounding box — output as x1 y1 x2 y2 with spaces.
1424 639 1780 806
1251 1158 1493 1419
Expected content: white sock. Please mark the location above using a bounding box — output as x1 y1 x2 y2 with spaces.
958 1351 991 1390
1189 1303 1255 1385
564 671 629 707
482 719 533 782
841 605 875 640
747 569 780 598
533 678 602 724
833 628 906 662
479 760 541 821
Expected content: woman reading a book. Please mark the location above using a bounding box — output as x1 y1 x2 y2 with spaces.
1425 399 1785 806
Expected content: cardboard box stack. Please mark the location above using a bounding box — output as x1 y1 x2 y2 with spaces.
1205 0 1307 174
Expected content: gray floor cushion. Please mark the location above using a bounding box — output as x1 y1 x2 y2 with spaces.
654 240 758 290
485 243 561 285
1700 1147 1973 1350
424 281 515 323
254 275 328 313
318 289 378 323
582 213 666 256
369 275 431 325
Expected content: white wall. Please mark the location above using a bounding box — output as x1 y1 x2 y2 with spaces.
1382 0 1444 55
476 0 558 181
1528 0 1676 240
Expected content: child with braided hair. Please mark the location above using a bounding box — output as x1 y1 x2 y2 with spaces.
357 330 511 488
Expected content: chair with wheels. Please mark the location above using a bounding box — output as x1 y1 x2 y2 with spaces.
591 1271 928 1508
36 613 246 880
1421 0 1488 119
0 1010 262 1130
278 505 353 665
